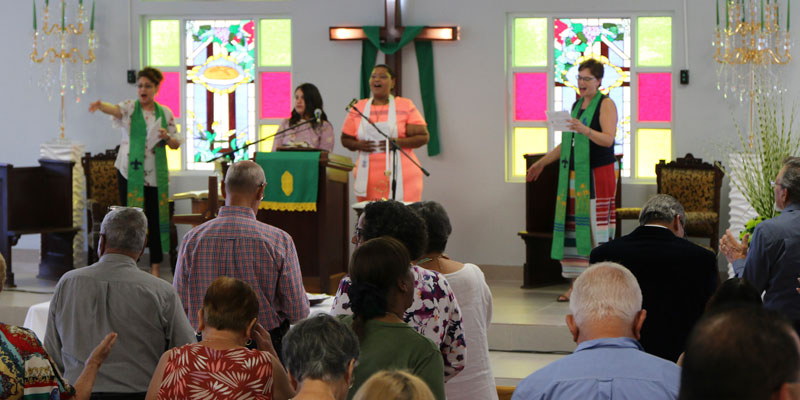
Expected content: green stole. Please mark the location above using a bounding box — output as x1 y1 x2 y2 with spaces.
551 93 603 260
128 100 170 251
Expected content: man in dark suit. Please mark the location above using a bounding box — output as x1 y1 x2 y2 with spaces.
590 194 719 362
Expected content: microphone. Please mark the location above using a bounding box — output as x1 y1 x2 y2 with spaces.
346 99 358 111
314 108 322 125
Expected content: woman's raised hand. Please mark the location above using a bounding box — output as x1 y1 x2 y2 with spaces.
88 100 103 113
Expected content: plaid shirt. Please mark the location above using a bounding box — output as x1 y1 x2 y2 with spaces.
174 206 309 330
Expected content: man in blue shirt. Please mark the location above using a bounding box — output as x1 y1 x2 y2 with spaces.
721 157 800 330
512 262 680 400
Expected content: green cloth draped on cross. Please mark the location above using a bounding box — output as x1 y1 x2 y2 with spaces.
359 26 441 156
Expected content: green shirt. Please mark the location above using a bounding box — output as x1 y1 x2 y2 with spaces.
338 315 445 400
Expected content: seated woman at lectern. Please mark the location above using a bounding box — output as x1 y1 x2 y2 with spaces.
340 64 429 202
272 83 335 152
525 58 618 302
88 66 182 278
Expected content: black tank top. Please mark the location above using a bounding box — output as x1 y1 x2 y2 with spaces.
573 94 616 168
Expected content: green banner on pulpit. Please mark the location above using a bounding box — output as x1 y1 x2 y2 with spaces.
254 151 320 212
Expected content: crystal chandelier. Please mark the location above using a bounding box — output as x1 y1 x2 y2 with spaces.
30 0 97 140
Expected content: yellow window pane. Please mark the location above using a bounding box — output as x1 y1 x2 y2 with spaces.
166 124 182 171
514 18 548 67
149 20 180 66
636 128 671 178
259 125 279 153
637 17 672 67
260 19 292 66
513 127 548 177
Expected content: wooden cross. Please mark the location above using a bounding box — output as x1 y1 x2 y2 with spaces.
329 0 459 96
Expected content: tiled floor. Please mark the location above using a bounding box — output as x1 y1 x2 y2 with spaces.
1 250 572 386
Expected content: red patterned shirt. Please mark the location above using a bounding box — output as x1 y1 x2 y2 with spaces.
156 343 274 399
174 206 309 330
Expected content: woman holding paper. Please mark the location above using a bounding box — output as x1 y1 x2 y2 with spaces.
526 58 618 302
89 67 182 277
341 64 429 202
272 83 335 152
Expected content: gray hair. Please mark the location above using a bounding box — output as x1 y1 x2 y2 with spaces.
570 262 643 326
282 314 359 382
100 207 147 253
779 156 800 202
225 160 265 194
638 194 686 229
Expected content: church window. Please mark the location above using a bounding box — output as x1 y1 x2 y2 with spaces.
508 15 673 182
145 17 292 171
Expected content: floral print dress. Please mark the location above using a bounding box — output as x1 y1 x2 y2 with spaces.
331 265 466 381
0 323 75 399
156 343 274 400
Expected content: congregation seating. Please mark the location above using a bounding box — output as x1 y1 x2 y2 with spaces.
1 159 79 287
616 153 724 253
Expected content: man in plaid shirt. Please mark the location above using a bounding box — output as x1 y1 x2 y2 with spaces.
174 160 309 354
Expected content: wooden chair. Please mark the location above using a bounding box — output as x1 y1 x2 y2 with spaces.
616 153 724 252
82 147 121 265
497 385 515 400
170 176 220 270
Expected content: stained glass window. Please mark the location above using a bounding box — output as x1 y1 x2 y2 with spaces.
553 18 632 177
636 128 671 178
514 73 547 121
638 73 672 122
185 19 257 170
514 18 548 67
637 17 672 67
259 19 292 66
145 16 292 171
513 128 548 176
149 20 180 66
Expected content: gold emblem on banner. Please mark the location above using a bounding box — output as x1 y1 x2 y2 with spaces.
281 171 294 197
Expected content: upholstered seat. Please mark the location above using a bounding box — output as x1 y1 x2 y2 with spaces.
82 147 121 265
616 154 724 253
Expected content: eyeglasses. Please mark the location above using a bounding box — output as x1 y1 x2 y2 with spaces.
577 76 597 82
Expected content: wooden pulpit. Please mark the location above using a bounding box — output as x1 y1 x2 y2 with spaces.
1 159 79 287
256 152 353 294
518 153 622 288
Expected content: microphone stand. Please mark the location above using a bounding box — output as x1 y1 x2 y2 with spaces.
206 118 316 162
348 101 430 201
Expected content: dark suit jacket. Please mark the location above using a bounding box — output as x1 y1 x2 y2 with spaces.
589 225 719 362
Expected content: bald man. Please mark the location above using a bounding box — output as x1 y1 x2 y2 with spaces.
174 160 309 355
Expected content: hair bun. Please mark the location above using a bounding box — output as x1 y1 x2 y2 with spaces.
349 281 388 320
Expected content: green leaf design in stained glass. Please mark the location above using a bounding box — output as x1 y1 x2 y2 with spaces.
259 19 292 66
149 20 180 66
513 18 547 67
637 17 672 66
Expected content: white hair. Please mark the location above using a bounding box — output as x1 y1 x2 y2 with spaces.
569 262 643 326
225 160 265 194
100 207 148 253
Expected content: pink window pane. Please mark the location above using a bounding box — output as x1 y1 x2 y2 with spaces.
260 72 292 119
154 71 181 118
515 73 547 121
638 73 672 122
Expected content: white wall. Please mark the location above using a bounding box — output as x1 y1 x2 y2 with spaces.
3 0 795 268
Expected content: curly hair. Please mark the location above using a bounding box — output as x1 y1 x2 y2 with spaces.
137 66 164 86
362 200 427 260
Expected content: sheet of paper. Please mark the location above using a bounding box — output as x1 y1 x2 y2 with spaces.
546 111 573 132
146 117 164 151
